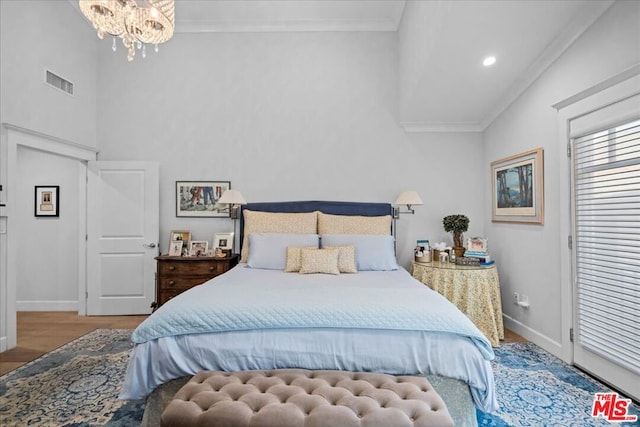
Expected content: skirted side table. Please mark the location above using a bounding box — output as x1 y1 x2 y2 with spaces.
411 261 504 347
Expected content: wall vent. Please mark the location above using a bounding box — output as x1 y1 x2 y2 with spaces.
45 70 74 95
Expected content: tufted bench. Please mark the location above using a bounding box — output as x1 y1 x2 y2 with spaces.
160 369 454 427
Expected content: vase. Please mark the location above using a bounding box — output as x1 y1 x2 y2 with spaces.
453 246 466 258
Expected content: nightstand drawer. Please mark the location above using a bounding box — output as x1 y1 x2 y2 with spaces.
158 261 223 276
158 276 211 291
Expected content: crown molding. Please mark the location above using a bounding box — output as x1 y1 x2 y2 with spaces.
552 63 640 111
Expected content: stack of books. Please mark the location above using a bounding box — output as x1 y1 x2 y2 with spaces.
463 237 494 266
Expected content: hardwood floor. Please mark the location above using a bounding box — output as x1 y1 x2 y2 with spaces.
0 311 147 375
0 311 527 376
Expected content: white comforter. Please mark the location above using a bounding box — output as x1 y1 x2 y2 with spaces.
120 265 498 412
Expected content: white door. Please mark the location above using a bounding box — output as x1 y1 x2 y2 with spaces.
571 117 640 402
87 161 159 315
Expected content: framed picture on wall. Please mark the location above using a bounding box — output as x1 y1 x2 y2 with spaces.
35 185 59 217
491 148 544 224
176 181 231 217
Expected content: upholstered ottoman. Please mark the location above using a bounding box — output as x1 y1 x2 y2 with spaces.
160 369 454 427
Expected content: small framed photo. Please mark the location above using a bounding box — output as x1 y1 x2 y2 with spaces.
466 237 488 252
168 240 184 256
188 240 209 257
35 186 59 217
213 232 234 255
176 181 231 217
168 230 191 250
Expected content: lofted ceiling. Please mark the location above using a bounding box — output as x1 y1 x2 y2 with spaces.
74 0 615 131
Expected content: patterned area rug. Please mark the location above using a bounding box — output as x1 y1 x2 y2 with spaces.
1 331 639 426
477 342 640 427
0 329 143 427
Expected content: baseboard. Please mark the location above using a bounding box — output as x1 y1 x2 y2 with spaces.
16 300 78 311
503 314 563 358
0 336 6 353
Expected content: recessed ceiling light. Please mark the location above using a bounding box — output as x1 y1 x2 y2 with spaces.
483 56 496 67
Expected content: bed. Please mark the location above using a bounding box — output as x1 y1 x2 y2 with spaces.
121 201 498 424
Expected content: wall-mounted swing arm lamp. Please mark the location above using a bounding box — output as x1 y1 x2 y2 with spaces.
392 190 423 251
218 189 247 220
218 189 247 252
392 190 424 219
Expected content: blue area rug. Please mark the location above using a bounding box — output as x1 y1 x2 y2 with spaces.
0 329 144 427
1 330 638 426
477 342 640 427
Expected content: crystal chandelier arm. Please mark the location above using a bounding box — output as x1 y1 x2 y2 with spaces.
79 0 174 61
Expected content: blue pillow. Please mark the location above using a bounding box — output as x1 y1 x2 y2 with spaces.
320 234 397 271
247 233 320 270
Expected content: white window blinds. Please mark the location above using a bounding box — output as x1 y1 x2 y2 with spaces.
573 119 640 374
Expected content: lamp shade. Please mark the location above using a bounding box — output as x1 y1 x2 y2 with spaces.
394 190 424 206
218 189 247 205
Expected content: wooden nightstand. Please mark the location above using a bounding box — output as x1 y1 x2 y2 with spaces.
153 254 239 309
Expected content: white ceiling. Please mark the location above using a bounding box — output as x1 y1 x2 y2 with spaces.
174 0 406 32
75 0 615 131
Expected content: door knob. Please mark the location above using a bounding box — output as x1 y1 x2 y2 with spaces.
143 243 157 248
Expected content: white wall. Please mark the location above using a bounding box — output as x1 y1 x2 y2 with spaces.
483 0 640 353
95 31 486 267
15 147 79 310
398 1 432 124
0 0 97 336
0 0 97 146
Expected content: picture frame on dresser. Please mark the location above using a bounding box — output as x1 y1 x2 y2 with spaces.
34 185 59 217
176 181 231 217
466 237 488 252
188 240 209 257
213 232 234 255
168 230 191 250
491 147 544 224
168 240 183 256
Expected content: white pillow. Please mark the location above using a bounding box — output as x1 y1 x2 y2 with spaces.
247 233 319 270
241 210 318 262
321 234 397 271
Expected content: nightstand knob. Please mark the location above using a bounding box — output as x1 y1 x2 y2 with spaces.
169 266 175 271
209 266 215 271
168 280 175 286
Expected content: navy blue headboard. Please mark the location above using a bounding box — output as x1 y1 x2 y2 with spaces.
239 200 392 251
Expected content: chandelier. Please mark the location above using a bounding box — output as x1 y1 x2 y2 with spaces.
79 0 175 61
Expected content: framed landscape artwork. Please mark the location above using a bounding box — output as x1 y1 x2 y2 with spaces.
176 181 230 217
491 148 544 224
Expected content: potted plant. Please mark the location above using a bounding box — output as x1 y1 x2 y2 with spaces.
443 214 469 257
